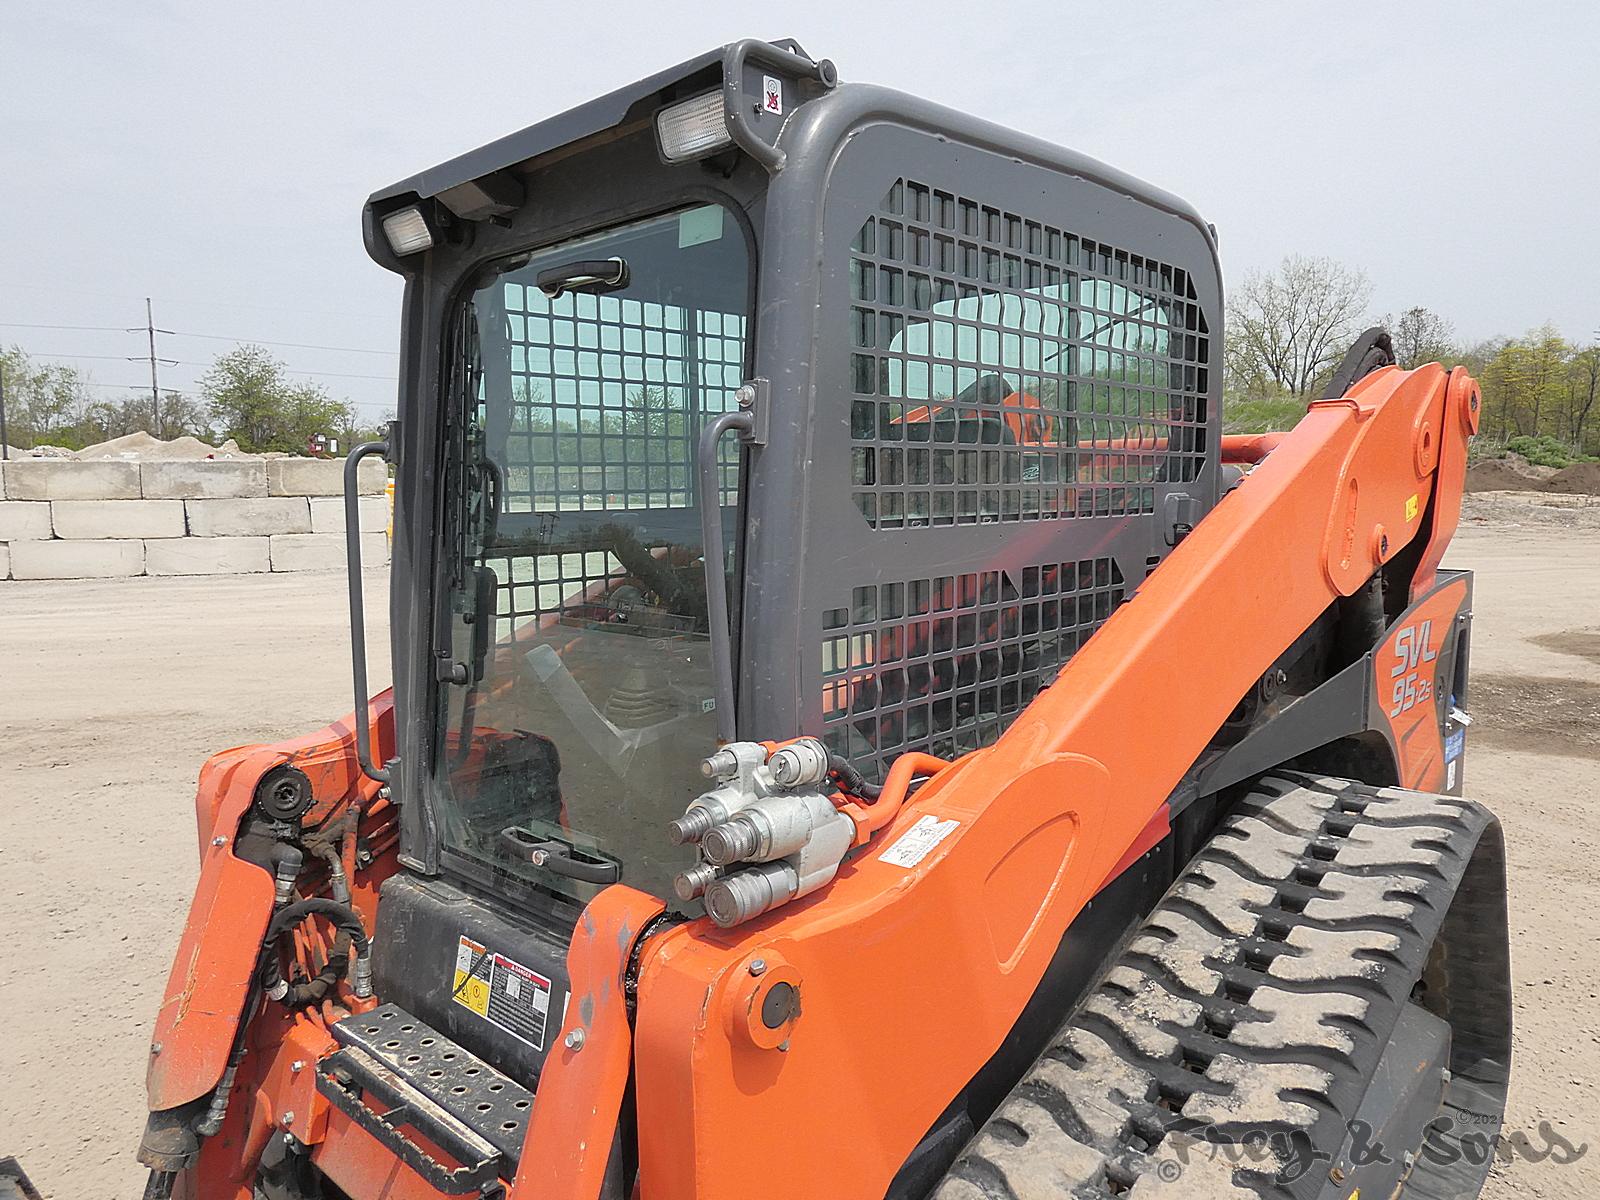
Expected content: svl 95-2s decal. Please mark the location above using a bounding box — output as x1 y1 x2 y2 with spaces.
1389 620 1439 718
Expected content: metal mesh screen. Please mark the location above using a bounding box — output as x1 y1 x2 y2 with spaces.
483 275 746 642
847 179 1209 529
496 283 745 514
820 556 1126 778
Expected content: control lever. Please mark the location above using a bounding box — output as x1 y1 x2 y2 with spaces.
498 827 621 885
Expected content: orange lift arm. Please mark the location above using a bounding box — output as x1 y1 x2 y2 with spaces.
627 362 1480 1200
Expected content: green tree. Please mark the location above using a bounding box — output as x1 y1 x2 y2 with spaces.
1565 345 1600 454
1480 327 1570 442
77 392 211 444
1225 256 1374 399
0 345 94 448
200 344 355 453
1385 307 1456 369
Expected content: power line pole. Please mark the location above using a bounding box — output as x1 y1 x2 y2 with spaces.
0 363 9 459
146 297 161 435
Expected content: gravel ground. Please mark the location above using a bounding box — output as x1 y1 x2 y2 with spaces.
0 497 1595 1198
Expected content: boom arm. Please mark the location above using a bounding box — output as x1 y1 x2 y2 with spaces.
630 362 1481 1199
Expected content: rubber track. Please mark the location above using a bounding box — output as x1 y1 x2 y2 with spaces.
931 773 1497 1200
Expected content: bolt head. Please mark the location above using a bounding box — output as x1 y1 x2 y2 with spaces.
211 836 227 847
1329 1166 1346 1184
735 384 757 408
564 1027 587 1051
149 1042 162 1056
290 1059 306 1073
281 1111 295 1128
748 958 767 977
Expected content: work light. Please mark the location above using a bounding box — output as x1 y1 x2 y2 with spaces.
381 206 435 256
656 92 734 163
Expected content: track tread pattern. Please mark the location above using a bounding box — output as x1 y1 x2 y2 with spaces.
931 773 1496 1200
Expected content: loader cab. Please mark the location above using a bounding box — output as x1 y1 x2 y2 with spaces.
363 38 1222 920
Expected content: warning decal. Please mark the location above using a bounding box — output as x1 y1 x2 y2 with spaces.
452 935 552 1050
879 814 960 868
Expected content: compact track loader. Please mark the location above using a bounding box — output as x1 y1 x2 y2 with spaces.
138 39 1509 1200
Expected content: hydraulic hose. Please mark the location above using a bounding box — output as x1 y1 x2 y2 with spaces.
827 753 882 800
260 898 372 1004
845 752 950 838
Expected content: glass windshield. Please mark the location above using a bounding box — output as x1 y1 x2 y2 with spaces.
433 205 749 905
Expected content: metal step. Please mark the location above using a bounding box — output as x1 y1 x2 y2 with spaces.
330 1002 536 1166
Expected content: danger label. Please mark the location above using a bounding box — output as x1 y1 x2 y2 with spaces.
879 814 960 868
452 935 552 1050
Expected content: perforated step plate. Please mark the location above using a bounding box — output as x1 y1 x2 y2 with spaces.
332 1002 535 1164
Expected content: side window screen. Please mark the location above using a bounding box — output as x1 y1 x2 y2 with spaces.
847 179 1209 529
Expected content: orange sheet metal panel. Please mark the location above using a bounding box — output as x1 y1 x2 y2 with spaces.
511 886 666 1198
633 364 1469 1200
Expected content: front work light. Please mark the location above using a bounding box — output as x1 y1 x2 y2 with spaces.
381 206 435 256
656 92 734 163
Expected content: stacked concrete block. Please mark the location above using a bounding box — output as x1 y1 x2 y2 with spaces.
0 457 390 580
9 539 145 579
141 460 268 499
51 499 186 539
2 459 142 500
308 495 387 534
269 457 386 497
186 496 312 537
0 501 53 541
146 537 272 576
270 531 387 572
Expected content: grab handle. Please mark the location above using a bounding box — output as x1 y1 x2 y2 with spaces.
345 439 392 783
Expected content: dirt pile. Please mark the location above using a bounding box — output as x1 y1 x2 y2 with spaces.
1465 451 1600 495
70 431 257 460
1465 458 1547 492
1544 461 1600 495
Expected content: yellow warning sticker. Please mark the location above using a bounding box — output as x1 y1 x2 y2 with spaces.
1405 493 1419 522
451 934 552 1049
452 936 494 1018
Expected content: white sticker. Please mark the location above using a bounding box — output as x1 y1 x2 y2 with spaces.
761 75 783 115
879 814 960 868
1446 758 1457 790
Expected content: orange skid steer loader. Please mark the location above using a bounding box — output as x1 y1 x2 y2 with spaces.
138 38 1508 1200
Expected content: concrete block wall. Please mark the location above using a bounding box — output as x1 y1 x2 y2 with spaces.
0 458 389 580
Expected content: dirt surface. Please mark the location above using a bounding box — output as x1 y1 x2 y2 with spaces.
1 510 1597 1198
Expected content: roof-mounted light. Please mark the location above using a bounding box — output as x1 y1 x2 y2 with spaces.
656 91 734 164
381 206 434 256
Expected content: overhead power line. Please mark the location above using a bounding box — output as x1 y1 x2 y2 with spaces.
34 354 396 385
162 330 398 356
1 320 397 358
0 321 131 333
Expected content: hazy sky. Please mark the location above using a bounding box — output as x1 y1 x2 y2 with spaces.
3 2 1596 418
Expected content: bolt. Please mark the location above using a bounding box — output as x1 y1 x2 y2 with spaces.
1329 1166 1346 1184
735 384 757 408
290 1060 306 1074
281 1111 295 1128
211 836 227 847
564 1028 586 1052
149 1042 162 1056
749 958 767 977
